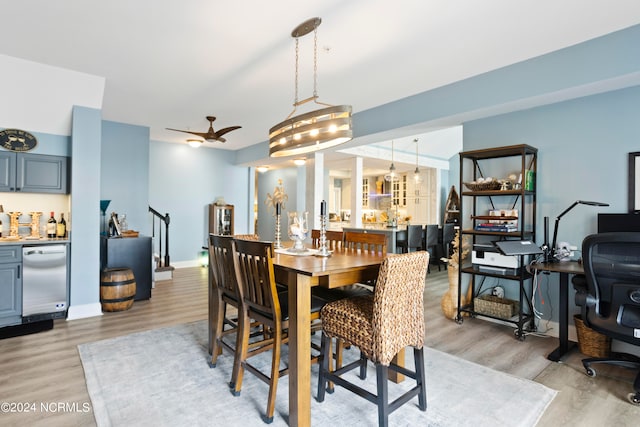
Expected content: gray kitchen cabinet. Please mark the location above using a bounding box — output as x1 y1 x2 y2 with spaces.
0 152 69 194
0 245 22 327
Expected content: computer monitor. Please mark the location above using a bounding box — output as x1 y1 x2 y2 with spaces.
598 213 640 233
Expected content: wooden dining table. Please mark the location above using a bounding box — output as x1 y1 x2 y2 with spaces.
272 247 385 427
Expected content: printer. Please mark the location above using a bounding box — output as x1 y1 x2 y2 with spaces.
471 242 521 274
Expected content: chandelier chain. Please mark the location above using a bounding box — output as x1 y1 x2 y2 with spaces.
294 37 299 105
313 25 318 99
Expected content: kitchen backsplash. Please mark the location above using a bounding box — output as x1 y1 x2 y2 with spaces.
0 193 70 237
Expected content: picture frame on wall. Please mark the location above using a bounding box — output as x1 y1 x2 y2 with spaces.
629 152 640 213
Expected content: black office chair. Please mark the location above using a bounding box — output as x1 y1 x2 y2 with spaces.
575 232 640 405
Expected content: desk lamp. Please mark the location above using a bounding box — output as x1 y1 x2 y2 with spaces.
544 200 609 262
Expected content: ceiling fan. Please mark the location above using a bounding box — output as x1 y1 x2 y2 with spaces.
166 116 241 143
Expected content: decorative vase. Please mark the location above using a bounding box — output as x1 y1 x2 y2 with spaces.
287 211 309 253
441 266 472 320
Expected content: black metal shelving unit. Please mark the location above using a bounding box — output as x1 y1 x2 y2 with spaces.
455 144 538 340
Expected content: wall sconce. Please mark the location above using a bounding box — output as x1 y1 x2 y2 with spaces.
293 158 306 166
256 166 269 173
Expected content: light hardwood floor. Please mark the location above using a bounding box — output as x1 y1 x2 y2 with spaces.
0 266 637 426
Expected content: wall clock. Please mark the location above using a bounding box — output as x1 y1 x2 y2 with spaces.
0 128 38 152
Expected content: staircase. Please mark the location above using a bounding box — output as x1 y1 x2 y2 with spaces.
149 206 175 281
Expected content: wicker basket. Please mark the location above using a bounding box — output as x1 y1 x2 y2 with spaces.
463 180 501 191
574 314 611 358
474 295 519 319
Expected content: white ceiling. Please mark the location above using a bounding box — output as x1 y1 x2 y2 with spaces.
1 1 639 171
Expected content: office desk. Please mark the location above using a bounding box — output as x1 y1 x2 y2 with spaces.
273 249 384 427
530 260 584 362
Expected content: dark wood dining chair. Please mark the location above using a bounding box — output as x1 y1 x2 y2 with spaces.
344 231 387 254
317 251 430 427
311 229 344 251
231 238 326 423
208 234 245 388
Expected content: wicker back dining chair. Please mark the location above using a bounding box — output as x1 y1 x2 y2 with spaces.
311 229 344 251
344 231 387 254
231 238 326 423
317 251 430 427
232 233 260 241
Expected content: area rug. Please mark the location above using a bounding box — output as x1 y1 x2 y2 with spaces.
78 321 556 427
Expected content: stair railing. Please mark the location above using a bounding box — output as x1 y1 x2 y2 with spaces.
148 206 171 268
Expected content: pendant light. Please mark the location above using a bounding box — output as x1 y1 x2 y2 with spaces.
413 138 423 183
269 17 353 157
384 141 399 182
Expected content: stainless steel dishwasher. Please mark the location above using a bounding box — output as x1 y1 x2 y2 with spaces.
22 244 68 322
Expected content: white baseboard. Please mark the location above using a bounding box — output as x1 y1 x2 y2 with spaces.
171 259 205 269
66 303 103 321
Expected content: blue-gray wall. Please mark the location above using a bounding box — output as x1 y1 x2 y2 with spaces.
70 106 102 311
148 140 252 263
101 121 151 236
256 167 299 241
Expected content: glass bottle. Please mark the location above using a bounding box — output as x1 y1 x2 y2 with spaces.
56 213 66 238
47 212 57 238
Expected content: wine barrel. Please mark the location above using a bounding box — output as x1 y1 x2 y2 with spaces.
100 268 136 312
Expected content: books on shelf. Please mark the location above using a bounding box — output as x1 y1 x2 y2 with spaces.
474 223 518 232
472 209 519 232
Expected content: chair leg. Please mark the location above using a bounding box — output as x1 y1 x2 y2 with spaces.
229 307 247 390
262 324 282 424
209 297 226 368
336 339 345 371
376 363 390 427
231 309 250 396
317 332 331 402
359 352 368 380
414 347 427 411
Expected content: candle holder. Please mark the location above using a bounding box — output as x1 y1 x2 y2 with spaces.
274 213 283 249
316 213 331 257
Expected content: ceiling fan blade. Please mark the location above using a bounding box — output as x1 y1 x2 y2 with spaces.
213 126 242 139
166 128 209 139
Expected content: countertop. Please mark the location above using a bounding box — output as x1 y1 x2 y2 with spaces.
0 237 70 246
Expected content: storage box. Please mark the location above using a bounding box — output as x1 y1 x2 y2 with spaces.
474 295 519 318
